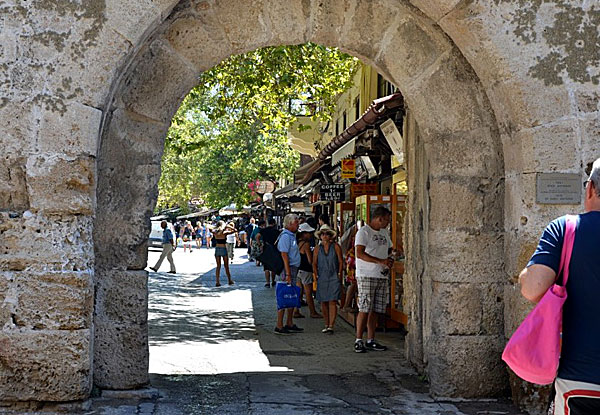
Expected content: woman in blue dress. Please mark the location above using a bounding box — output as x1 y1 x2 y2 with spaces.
313 225 343 334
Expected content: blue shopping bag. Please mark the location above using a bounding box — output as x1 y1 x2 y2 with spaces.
275 283 301 310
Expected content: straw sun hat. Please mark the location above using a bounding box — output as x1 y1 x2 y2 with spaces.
315 224 337 239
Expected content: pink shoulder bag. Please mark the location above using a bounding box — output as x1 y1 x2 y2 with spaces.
502 215 577 385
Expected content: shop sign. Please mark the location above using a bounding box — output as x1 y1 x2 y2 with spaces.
320 184 345 201
341 159 356 178
351 183 378 199
255 180 276 194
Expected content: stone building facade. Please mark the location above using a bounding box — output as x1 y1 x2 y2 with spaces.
0 1 598 412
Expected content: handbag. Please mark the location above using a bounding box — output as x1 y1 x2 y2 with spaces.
502 215 577 385
275 283 302 310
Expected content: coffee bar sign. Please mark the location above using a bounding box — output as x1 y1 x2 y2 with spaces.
536 173 581 204
320 184 345 201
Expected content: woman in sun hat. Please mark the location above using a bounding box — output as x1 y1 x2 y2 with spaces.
296 222 321 318
313 224 343 334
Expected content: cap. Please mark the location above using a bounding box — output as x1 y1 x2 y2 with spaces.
298 223 315 233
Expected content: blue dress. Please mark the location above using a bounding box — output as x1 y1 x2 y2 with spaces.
316 244 341 302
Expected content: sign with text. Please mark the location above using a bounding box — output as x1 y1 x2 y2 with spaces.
320 184 345 201
341 159 356 179
351 183 378 199
536 173 581 204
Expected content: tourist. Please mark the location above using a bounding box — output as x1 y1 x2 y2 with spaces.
296 223 320 318
212 221 234 287
257 218 280 287
520 158 600 414
274 213 303 335
205 225 213 248
225 222 237 261
353 206 393 353
313 225 343 333
245 218 257 259
180 220 193 253
195 222 204 249
340 223 358 312
250 220 264 269
150 221 176 274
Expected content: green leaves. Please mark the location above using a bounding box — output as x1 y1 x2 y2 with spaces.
157 43 358 212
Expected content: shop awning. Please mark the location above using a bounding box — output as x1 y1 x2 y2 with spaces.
331 138 356 166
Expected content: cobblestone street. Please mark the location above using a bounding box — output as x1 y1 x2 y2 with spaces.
82 248 525 415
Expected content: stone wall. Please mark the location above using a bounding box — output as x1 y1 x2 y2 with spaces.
0 1 598 413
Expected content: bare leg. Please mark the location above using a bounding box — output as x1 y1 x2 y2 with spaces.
264 270 271 286
328 302 338 329
285 308 294 327
294 281 304 318
304 284 320 317
276 309 285 329
321 302 330 328
367 311 378 340
215 256 222 286
344 283 357 309
270 271 275 285
356 311 368 340
223 257 234 284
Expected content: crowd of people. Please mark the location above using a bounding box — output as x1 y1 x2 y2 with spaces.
150 207 398 353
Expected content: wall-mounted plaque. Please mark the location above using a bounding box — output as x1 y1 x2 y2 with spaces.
536 173 581 204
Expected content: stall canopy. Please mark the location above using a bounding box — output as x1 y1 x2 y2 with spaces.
331 138 356 166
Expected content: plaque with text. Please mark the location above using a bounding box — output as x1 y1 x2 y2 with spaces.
536 173 581 204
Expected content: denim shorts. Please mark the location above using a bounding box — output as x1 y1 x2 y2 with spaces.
214 246 228 257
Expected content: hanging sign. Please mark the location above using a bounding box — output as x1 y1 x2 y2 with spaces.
320 184 345 201
341 159 356 179
351 183 378 199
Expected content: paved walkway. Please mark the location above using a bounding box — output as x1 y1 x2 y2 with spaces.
81 247 525 415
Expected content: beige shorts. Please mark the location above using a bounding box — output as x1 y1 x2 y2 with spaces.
297 270 313 285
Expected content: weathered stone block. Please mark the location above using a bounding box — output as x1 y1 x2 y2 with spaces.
409 0 462 22
37 102 102 157
119 39 198 123
340 0 400 63
0 104 37 156
503 284 535 339
261 0 310 46
430 282 482 335
7 271 93 330
26 155 95 215
487 78 573 134
95 270 148 325
93 320 149 389
94 163 159 270
427 334 507 397
376 10 451 85
0 273 12 329
0 329 92 401
580 116 600 164
504 119 580 174
165 16 233 73
0 213 94 273
307 0 349 48
427 230 504 283
574 88 600 114
426 127 503 177
406 48 495 135
0 155 29 211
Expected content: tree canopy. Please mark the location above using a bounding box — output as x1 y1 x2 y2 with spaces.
157 43 358 212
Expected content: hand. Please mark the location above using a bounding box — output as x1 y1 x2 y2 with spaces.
385 258 394 268
287 278 291 285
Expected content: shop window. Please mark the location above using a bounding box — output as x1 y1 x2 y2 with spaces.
377 74 398 98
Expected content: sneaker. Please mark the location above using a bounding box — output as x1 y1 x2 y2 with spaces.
285 324 304 332
274 326 291 335
150 267 158 272
354 340 367 353
326 327 334 334
321 327 330 333
365 340 387 351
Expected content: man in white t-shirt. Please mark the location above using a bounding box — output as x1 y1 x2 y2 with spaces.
353 206 393 353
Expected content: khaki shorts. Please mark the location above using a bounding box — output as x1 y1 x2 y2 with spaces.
356 276 388 314
297 270 313 285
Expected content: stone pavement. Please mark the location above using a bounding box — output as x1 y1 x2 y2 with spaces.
80 248 525 414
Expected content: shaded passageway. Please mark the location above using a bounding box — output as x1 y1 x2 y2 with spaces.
82 248 525 414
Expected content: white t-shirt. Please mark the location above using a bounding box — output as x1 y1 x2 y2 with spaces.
226 233 236 244
355 224 392 279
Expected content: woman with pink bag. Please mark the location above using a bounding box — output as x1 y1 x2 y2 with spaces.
517 158 600 415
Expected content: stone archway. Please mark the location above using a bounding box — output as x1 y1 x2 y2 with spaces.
94 0 505 398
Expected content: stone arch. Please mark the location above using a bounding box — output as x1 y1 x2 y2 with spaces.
94 0 505 397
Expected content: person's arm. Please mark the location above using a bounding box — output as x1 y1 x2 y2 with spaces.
335 243 343 281
312 247 319 280
355 245 389 267
519 264 556 303
255 232 262 243
281 252 291 284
